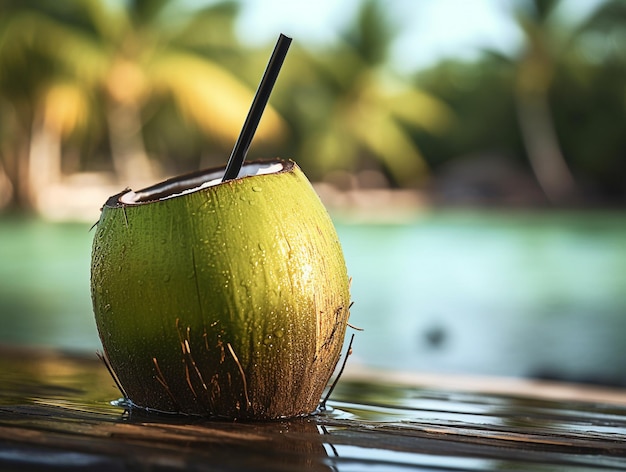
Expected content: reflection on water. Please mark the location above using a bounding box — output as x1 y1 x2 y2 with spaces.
0 211 625 385
1 347 626 471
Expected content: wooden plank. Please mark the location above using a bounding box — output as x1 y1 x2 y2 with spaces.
2 346 626 471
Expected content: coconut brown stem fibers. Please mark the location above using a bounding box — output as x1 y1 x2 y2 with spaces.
320 333 355 411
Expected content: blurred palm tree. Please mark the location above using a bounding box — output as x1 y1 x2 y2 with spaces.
0 0 285 209
511 0 579 204
421 0 626 205
508 0 625 204
278 0 453 187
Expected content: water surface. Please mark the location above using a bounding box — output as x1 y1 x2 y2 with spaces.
2 347 626 471
1 210 625 384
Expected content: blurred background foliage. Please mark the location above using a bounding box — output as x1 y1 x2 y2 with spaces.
1 0 625 386
0 0 624 216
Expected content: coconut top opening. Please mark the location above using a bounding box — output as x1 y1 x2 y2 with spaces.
117 160 287 206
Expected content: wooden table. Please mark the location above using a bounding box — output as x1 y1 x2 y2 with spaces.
1 346 626 471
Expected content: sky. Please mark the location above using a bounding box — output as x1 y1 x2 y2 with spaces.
189 0 608 74
236 0 520 72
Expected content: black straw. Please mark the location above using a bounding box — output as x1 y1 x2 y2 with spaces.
222 34 292 182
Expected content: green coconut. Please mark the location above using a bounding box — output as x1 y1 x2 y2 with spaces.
91 159 351 419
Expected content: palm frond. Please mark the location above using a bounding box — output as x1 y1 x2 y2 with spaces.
0 10 109 88
149 51 286 145
350 107 428 185
386 88 454 134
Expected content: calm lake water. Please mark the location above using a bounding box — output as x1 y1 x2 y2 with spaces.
1 210 625 386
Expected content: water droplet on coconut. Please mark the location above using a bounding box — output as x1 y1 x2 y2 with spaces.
163 274 171 283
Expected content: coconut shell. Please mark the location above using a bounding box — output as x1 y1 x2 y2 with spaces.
91 159 350 419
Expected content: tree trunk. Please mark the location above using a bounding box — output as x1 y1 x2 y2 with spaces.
0 125 32 211
515 90 577 205
28 113 62 210
106 101 154 185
